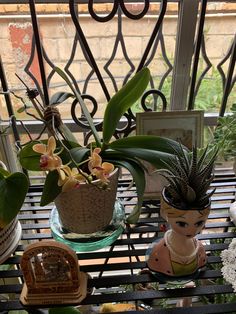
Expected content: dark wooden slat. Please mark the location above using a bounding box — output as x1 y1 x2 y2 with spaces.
21 223 50 230
0 269 223 295
1 241 230 267
1 300 236 314
0 257 223 279
19 213 50 220
110 302 236 314
80 284 235 304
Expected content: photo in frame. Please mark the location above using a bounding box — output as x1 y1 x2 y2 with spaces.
136 110 204 199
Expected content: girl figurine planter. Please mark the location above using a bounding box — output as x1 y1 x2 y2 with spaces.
147 145 218 281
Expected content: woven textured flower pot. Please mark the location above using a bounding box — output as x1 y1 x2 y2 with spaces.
0 218 22 264
54 168 119 234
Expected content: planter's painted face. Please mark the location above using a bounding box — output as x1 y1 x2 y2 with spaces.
167 210 208 238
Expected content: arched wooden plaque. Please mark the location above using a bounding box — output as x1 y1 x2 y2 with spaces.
20 241 87 306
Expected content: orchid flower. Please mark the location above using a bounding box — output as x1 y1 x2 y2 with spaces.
58 165 87 192
88 147 114 183
33 136 62 171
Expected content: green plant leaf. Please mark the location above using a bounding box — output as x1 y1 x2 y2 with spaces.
50 91 74 105
54 67 77 94
70 147 90 164
0 167 10 177
17 104 33 113
0 172 29 228
61 139 82 150
103 68 150 144
111 159 145 224
54 67 101 147
109 135 185 168
59 124 79 145
231 103 236 111
18 141 42 171
109 135 186 153
113 147 176 169
40 170 61 206
17 106 26 113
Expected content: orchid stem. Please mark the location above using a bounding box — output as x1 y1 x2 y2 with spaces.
51 116 92 184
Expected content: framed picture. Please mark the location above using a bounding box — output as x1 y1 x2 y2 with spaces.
136 110 204 199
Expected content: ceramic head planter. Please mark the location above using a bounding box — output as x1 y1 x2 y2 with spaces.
147 145 218 280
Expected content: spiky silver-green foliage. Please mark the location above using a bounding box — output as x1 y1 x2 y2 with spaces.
159 144 218 209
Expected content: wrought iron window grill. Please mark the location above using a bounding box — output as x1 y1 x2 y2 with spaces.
0 0 235 167
0 2 236 312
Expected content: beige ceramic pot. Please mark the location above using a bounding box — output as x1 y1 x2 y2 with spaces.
54 168 119 234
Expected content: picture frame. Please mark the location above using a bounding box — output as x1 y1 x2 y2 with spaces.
136 110 204 199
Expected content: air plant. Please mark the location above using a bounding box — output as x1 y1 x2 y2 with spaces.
159 144 218 209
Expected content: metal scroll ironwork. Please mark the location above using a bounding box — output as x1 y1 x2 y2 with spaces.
188 0 236 114
13 0 170 146
66 0 168 143
1 0 235 148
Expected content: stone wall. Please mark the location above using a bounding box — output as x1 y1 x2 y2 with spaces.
0 3 235 119
0 2 236 14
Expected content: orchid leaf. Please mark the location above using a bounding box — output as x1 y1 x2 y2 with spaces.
50 91 74 106
109 135 188 154
110 147 176 169
111 159 145 224
17 104 32 113
0 172 29 228
19 138 80 171
61 139 81 150
58 142 83 166
103 68 150 144
17 106 26 113
54 67 101 147
54 67 76 94
18 142 42 171
41 170 61 206
59 124 79 145
70 147 90 164
102 150 146 170
108 135 188 168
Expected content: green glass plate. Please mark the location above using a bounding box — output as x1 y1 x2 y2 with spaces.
50 200 125 252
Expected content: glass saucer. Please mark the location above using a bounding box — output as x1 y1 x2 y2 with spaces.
50 200 125 252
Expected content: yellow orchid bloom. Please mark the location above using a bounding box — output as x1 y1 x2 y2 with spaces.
33 136 62 171
88 147 114 183
58 165 87 192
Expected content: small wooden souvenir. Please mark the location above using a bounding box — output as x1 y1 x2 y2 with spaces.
20 241 87 306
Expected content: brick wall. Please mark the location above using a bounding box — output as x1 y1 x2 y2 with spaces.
0 3 235 120
0 3 236 14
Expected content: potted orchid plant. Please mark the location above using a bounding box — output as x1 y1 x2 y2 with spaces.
18 67 186 234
